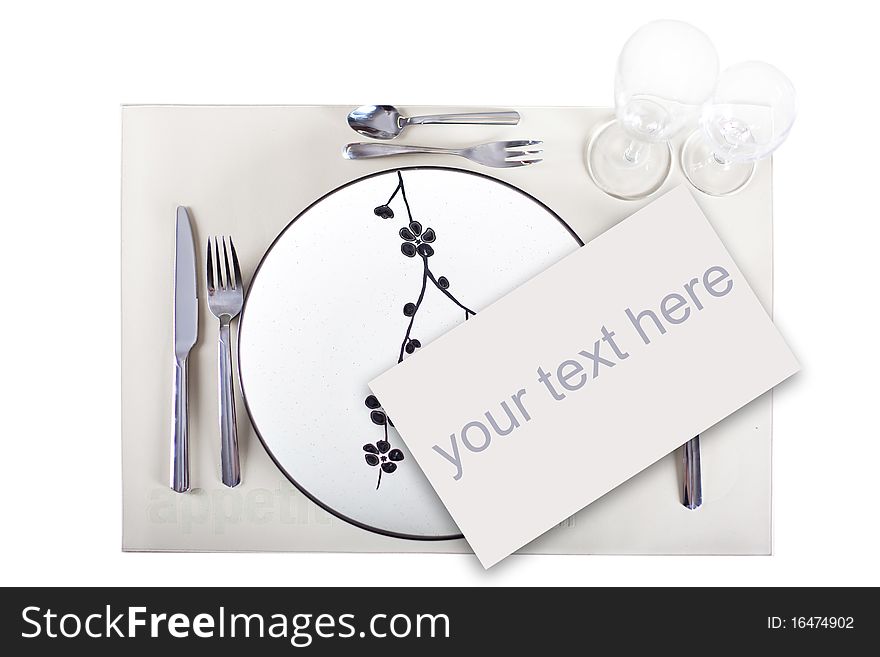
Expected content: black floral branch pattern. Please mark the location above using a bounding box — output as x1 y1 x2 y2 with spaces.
373 170 413 221
398 255 429 363
427 268 475 318
362 395 403 489
363 170 478 489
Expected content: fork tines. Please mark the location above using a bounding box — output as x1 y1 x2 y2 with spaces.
503 139 543 166
206 236 243 295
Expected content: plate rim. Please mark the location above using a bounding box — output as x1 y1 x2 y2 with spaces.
238 165 583 541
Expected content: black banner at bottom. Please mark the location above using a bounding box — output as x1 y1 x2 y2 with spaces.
1 587 873 653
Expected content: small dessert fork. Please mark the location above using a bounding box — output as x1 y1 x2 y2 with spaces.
206 236 244 487
342 140 543 168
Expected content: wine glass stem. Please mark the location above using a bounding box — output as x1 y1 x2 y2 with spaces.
624 139 645 164
712 152 731 167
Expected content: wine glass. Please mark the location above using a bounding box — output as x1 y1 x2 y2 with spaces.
587 20 719 200
681 61 797 196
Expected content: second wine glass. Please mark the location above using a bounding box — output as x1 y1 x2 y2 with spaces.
681 61 797 196
587 20 720 200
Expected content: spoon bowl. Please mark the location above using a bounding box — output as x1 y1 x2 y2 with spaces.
348 105 405 140
347 105 521 140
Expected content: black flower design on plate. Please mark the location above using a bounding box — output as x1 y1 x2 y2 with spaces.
399 221 436 258
374 204 394 219
363 440 404 489
358 171 478 492
364 394 393 427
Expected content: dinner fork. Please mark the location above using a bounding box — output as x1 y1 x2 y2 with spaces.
342 140 543 168
206 236 244 488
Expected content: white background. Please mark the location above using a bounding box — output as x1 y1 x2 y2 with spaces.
1 0 877 586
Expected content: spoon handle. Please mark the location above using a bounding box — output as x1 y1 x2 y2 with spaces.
343 143 461 159
407 111 520 126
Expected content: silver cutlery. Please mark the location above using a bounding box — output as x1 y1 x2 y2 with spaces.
348 105 520 140
171 206 198 493
207 236 245 488
682 435 702 509
343 140 543 168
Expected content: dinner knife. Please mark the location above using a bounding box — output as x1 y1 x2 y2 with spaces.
171 206 198 493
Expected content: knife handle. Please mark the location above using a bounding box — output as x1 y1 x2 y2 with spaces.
170 357 190 493
218 322 241 487
682 435 702 510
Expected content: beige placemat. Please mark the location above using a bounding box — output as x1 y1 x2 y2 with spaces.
122 105 772 554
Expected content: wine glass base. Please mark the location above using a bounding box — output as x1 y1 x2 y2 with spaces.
681 130 756 197
586 120 672 201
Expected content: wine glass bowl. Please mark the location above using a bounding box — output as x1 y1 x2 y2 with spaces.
682 61 797 196
587 20 720 200
615 21 721 142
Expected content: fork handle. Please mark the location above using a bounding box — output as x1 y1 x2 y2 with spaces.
218 321 241 488
170 357 190 493
343 143 460 159
407 111 520 126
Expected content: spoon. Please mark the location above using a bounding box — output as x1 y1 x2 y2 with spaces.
347 105 520 140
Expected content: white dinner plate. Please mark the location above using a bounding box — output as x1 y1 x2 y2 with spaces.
239 166 581 539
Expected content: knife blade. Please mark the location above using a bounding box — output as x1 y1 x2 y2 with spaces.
171 206 198 492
